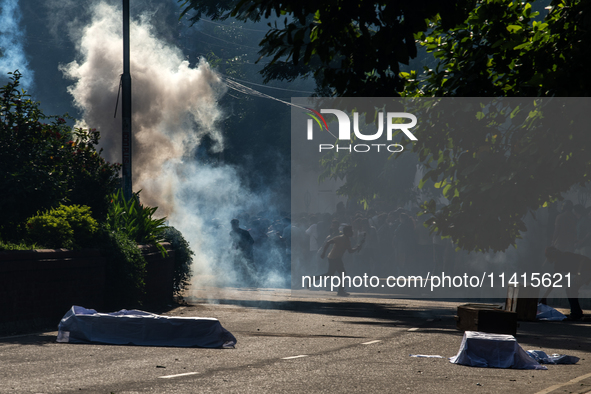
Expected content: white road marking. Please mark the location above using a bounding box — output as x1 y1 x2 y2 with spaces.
282 355 308 360
362 340 382 345
408 327 419 332
535 372 591 394
158 372 199 379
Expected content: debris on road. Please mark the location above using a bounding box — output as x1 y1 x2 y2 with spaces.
456 304 517 336
526 350 579 365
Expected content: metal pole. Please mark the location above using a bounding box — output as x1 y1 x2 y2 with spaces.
122 0 132 201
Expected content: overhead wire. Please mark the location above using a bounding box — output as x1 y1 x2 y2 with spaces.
198 18 269 33
16 2 329 132
224 75 315 94
195 29 260 50
220 76 337 139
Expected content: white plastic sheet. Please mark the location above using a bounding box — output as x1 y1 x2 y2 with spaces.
526 350 579 365
536 303 567 321
450 331 546 370
57 306 236 348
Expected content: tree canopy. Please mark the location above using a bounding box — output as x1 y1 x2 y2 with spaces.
410 0 591 97
180 0 591 252
180 0 474 96
0 71 120 241
403 0 591 251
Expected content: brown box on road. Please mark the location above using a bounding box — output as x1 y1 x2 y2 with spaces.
456 304 518 336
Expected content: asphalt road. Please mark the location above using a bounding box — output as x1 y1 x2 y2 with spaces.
1 287 591 393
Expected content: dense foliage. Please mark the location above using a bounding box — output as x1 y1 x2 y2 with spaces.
162 226 194 297
180 0 473 96
105 189 169 256
0 239 41 251
410 0 591 97
0 72 120 241
402 1 591 251
182 0 591 252
0 71 193 307
99 228 148 309
26 204 99 250
319 136 424 210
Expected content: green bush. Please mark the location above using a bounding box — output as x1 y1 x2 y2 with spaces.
101 189 173 307
105 189 168 255
99 227 147 309
26 204 98 249
162 226 194 297
0 71 120 242
0 239 41 251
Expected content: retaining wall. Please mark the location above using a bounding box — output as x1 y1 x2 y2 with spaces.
0 244 174 334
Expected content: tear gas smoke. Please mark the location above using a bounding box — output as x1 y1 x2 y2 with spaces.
61 1 289 292
0 0 33 89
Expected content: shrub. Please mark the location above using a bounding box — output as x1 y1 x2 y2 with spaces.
0 71 120 242
27 214 73 249
67 127 122 222
26 204 99 249
105 189 168 255
162 226 194 297
0 239 41 251
99 227 147 309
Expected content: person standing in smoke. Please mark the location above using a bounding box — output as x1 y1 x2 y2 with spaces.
326 219 342 241
250 218 270 273
281 217 293 269
230 219 257 286
318 225 364 296
544 246 589 320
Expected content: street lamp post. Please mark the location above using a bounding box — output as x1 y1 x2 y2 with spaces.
121 0 132 201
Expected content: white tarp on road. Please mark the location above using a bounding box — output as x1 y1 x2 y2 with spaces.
57 306 236 348
450 331 546 370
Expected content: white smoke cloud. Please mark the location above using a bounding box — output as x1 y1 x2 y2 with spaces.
61 1 226 213
61 1 288 290
0 0 34 89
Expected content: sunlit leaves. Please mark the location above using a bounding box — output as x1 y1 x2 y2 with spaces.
181 0 474 96
0 72 120 241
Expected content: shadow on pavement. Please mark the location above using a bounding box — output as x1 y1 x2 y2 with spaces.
516 321 591 353
188 293 591 353
0 332 56 346
187 296 458 327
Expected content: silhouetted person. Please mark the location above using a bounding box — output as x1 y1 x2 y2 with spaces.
230 218 256 285
318 225 363 296
305 214 320 259
326 219 341 241
316 213 333 245
250 218 270 272
544 246 590 320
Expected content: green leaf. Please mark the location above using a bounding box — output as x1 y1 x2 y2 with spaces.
506 25 523 33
